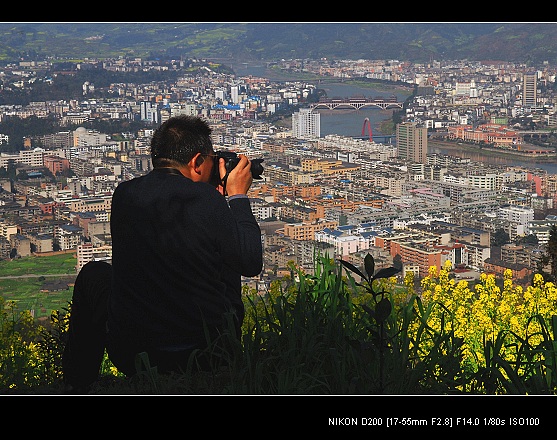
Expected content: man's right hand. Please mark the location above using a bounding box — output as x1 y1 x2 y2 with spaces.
220 155 253 196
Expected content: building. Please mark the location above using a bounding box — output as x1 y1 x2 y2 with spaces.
0 148 46 169
140 101 159 123
76 242 112 271
281 220 338 241
10 233 31 257
396 122 428 164
522 71 537 109
230 85 240 104
292 108 320 139
483 257 533 284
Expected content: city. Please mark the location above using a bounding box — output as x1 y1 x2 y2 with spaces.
3 23 557 401
1 54 557 303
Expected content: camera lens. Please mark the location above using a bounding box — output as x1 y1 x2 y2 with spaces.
212 151 264 182
251 159 264 179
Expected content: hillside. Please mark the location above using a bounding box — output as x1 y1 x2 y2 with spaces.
0 23 555 65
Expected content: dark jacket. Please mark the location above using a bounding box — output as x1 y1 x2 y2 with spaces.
107 167 262 350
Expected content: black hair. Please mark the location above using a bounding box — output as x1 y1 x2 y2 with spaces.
150 115 213 168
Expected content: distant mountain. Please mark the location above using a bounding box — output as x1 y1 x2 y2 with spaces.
0 22 555 65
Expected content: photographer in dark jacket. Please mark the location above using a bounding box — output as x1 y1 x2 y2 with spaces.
62 115 263 392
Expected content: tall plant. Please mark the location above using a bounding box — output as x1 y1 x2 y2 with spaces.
339 254 468 393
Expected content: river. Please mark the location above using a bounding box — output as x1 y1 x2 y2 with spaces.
231 61 410 137
230 61 557 175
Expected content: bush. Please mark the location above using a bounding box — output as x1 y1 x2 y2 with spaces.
1 253 556 394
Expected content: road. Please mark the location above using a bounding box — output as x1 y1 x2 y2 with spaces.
0 273 76 280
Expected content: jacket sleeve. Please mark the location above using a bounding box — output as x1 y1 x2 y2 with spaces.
226 196 263 277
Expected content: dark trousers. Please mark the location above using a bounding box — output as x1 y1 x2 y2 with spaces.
62 261 230 391
62 261 113 390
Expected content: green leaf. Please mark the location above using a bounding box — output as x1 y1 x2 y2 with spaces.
364 253 375 279
372 267 401 280
339 259 368 282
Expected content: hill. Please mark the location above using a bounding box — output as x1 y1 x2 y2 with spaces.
0 23 555 65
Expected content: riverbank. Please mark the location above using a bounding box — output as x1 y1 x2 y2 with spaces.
339 79 414 96
428 139 557 164
379 118 396 135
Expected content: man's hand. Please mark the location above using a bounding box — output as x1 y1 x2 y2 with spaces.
220 155 253 196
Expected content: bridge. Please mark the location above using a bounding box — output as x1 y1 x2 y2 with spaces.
353 135 396 144
310 95 404 111
517 130 552 141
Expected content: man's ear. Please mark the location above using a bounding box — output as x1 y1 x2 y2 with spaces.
191 153 204 170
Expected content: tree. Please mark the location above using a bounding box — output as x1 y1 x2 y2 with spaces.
392 253 403 271
546 224 557 280
492 228 510 246
517 234 539 246
16 170 29 180
536 224 557 283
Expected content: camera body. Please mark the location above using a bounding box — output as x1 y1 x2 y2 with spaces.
211 151 264 185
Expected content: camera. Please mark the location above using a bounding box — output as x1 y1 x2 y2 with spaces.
211 151 264 185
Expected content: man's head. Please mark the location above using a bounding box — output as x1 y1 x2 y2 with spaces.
150 115 214 168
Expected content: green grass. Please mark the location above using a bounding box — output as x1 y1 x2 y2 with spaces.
0 278 74 320
0 253 76 276
2 252 557 395
0 253 76 320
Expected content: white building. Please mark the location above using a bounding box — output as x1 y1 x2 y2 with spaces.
314 227 374 258
76 243 112 271
498 205 535 226
292 108 320 139
0 148 45 168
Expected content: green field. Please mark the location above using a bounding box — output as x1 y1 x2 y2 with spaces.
0 253 78 320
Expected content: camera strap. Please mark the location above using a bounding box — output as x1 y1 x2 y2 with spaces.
221 172 230 196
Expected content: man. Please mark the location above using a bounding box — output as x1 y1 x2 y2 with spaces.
62 115 263 392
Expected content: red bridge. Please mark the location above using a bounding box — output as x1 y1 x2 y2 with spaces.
310 95 403 110
362 118 372 141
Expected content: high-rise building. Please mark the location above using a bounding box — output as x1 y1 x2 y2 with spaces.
292 108 320 139
469 79 478 98
522 72 537 109
230 85 240 104
215 88 225 102
396 122 428 164
140 101 159 123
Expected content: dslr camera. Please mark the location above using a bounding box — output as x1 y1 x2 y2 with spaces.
211 151 264 186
